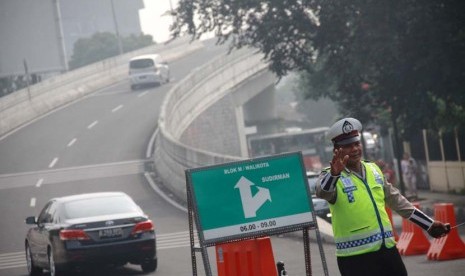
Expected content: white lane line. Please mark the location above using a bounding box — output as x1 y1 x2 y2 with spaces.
67 138 77 147
0 252 24 257
158 231 194 237
0 251 27 268
30 197 36 207
138 91 148 97
35 178 44 187
146 128 158 158
0 81 123 143
158 243 191 250
0 264 26 270
144 172 187 213
112 104 123 112
48 157 58 168
87 120 98 129
0 231 197 269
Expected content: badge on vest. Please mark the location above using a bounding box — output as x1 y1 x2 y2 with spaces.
369 164 384 185
341 177 357 203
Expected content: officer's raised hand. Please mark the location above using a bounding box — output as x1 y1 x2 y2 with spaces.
330 148 349 176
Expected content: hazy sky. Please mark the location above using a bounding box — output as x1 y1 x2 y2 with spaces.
139 0 177 43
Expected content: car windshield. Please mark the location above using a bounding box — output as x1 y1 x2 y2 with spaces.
63 195 140 219
130 59 154 69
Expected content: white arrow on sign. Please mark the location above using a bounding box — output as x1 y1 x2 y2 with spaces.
234 176 271 218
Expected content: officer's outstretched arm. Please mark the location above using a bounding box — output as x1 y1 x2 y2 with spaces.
384 182 450 238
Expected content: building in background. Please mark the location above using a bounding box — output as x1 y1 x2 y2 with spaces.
0 0 144 86
60 0 144 59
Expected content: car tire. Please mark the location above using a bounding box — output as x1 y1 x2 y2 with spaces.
48 248 64 276
26 242 43 276
131 84 137 91
141 258 157 273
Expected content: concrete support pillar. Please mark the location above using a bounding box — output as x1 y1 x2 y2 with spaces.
243 87 276 123
235 105 249 158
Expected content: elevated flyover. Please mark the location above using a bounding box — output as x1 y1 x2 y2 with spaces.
0 38 278 203
154 47 277 201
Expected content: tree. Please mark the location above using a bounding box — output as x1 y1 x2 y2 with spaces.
171 0 320 77
171 0 465 138
302 1 465 137
69 32 154 69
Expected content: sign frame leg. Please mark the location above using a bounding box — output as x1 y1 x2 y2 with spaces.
303 227 312 276
187 182 198 276
314 225 329 276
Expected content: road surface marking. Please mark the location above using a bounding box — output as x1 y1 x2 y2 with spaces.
35 178 43 187
112 105 123 112
138 91 148 97
0 231 199 270
30 197 36 207
67 138 77 147
0 159 149 189
87 120 98 129
48 157 58 168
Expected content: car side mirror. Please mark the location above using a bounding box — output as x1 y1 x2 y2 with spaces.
25 216 37 225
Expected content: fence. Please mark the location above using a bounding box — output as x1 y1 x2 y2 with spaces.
408 127 465 193
422 128 465 193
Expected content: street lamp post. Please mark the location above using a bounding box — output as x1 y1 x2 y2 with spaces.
110 0 124 55
168 0 176 23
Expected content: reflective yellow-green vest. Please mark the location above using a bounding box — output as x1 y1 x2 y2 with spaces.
329 161 396 257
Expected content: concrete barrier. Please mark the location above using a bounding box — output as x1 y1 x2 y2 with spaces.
0 37 204 137
154 47 273 201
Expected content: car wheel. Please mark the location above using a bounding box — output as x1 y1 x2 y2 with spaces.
48 248 64 276
141 258 157 273
26 243 43 276
131 84 137 91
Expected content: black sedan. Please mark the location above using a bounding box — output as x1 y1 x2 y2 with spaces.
25 192 157 276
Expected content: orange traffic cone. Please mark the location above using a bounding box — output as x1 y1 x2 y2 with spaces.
386 207 399 241
396 203 430 255
426 203 465 261
216 237 277 276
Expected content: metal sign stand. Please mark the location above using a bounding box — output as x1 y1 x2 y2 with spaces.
187 182 213 276
302 218 330 276
185 152 329 276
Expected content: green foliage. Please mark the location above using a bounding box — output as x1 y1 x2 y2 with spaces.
122 34 155 52
304 0 465 138
172 0 465 140
69 32 154 70
171 0 320 77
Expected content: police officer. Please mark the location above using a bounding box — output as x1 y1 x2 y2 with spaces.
315 117 450 276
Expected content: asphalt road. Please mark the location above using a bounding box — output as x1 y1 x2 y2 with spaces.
0 40 231 276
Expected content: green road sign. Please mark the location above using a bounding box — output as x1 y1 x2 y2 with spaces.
186 152 314 243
